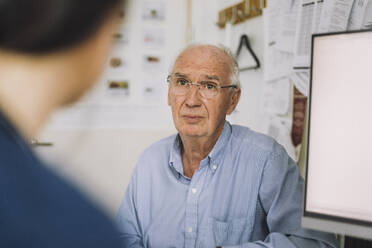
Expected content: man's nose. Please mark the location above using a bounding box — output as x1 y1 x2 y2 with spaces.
185 84 202 107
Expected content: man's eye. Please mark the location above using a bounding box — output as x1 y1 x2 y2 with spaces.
176 79 189 86
204 83 217 90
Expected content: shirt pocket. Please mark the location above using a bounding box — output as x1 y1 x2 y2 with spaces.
212 217 253 247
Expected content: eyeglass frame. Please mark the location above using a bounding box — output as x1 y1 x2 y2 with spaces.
166 74 238 98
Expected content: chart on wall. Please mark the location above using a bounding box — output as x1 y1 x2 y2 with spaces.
46 0 187 130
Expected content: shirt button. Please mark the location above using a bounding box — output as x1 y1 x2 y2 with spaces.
188 227 193 233
212 165 217 170
191 188 197 194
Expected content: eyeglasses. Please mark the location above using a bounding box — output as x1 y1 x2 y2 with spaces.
167 75 237 99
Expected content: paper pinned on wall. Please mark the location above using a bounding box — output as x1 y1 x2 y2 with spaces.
142 79 164 104
142 1 166 21
106 80 130 99
350 0 372 30
263 7 294 81
264 47 293 81
108 57 126 70
290 71 310 96
142 55 164 72
276 0 301 53
262 77 291 115
292 0 327 70
113 27 130 44
363 1 372 28
264 1 280 48
293 0 318 70
317 0 354 33
347 0 368 30
266 115 297 161
69 77 131 108
313 0 325 33
142 28 165 48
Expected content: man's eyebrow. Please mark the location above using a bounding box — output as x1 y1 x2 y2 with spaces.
173 73 220 81
205 75 220 81
174 72 188 78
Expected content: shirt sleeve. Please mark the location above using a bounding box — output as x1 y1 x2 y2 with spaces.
116 168 144 248
224 145 339 248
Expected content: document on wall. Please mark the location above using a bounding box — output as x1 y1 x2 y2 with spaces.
264 1 280 48
293 0 317 70
348 0 370 30
142 1 166 21
263 7 294 81
266 116 297 161
292 0 324 70
313 0 325 33
262 77 291 115
264 47 293 81
142 78 164 105
142 28 165 48
290 71 310 97
276 0 301 53
362 0 372 29
317 0 354 33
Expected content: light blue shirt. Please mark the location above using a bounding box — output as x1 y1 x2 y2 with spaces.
116 122 339 248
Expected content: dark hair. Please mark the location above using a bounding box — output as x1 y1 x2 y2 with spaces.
0 0 123 54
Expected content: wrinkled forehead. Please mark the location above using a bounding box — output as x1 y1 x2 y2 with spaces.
172 46 232 82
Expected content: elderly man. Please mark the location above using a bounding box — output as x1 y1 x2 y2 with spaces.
116 45 339 248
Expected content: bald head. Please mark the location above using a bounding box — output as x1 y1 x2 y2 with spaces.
167 44 241 142
171 44 240 87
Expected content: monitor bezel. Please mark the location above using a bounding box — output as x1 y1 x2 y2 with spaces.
302 28 372 238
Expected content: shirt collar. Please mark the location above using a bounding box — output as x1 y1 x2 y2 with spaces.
207 121 232 170
169 134 184 178
168 121 232 177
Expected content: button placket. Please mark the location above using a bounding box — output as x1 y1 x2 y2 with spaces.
185 168 205 248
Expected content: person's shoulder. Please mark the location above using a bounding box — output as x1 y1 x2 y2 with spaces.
131 134 177 178
229 124 293 174
140 134 177 158
230 124 282 154
0 147 121 247
134 134 177 170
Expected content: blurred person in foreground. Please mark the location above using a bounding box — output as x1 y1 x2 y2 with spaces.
116 44 339 248
0 0 125 247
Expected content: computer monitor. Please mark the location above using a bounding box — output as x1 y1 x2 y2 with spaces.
302 29 372 240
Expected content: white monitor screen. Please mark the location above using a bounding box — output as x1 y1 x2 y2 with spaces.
303 29 372 238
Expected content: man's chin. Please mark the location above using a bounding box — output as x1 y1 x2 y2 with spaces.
179 127 206 138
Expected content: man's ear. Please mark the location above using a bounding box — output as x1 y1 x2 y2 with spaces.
227 88 241 115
